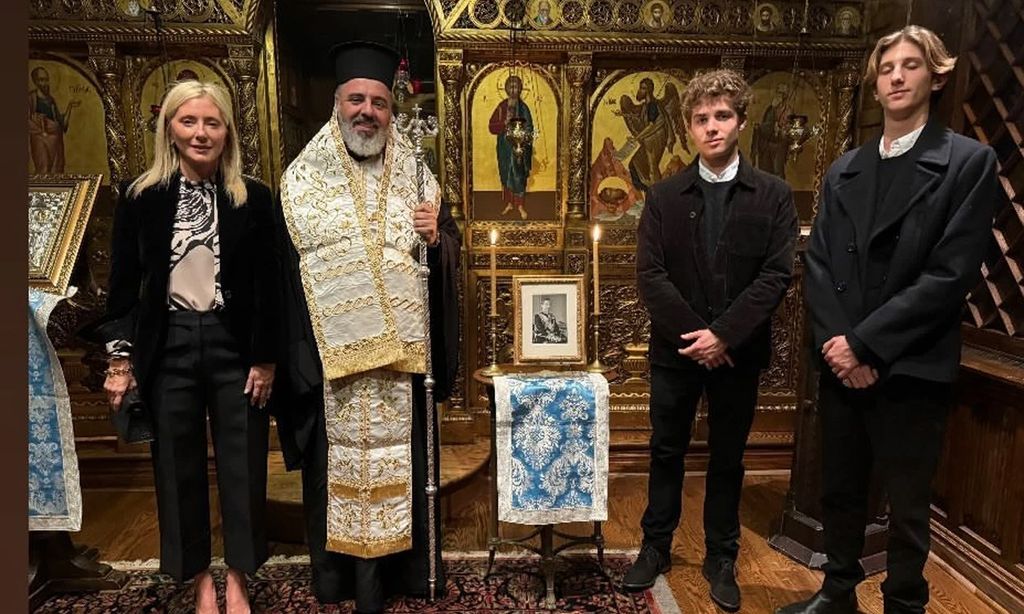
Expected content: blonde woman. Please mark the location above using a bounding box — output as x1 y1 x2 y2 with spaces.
88 80 280 613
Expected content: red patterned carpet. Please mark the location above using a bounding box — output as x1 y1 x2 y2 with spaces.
35 552 681 613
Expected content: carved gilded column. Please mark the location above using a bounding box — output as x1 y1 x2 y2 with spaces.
567 52 592 221
87 43 130 186
223 45 262 177
834 59 860 156
437 49 465 220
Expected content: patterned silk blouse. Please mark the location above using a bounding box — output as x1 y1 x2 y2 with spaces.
106 177 223 358
168 177 224 312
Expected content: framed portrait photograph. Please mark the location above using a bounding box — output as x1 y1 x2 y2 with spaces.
29 174 102 294
513 275 586 364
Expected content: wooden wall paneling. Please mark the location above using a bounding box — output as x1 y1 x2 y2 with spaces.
923 2 1024 608
930 348 1024 614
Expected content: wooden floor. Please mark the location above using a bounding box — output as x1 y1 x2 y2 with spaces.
77 463 1006 614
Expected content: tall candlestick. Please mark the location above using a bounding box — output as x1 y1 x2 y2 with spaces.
592 224 601 315
489 229 499 316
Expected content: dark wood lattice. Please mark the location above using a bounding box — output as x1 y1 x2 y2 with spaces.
961 0 1024 340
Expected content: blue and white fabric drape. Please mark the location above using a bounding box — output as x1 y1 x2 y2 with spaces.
28 288 82 532
493 372 609 525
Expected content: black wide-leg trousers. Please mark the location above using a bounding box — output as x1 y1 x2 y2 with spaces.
148 311 269 582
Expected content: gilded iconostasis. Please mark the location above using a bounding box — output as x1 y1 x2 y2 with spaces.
29 0 868 461
30 6 1024 610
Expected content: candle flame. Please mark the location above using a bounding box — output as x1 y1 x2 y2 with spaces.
592 224 601 242
489 229 499 246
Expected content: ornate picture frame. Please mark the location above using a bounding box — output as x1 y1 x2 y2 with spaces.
513 275 586 364
29 174 102 294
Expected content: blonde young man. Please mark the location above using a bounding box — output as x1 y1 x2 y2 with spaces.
625 70 797 612
778 26 1001 614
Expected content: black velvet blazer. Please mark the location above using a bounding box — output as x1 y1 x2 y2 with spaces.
86 173 283 397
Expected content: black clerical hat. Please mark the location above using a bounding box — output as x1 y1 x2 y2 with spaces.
329 41 400 88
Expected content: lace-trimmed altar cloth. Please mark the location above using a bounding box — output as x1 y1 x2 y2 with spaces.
493 372 609 525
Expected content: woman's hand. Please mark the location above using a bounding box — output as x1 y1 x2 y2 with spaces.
104 359 136 411
245 363 276 409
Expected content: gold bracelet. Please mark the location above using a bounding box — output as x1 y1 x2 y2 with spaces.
105 365 133 377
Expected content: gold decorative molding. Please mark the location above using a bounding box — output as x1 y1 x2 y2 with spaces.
470 252 561 269
28 24 255 44
619 342 650 385
595 282 650 382
566 252 586 275
439 0 866 38
86 43 130 186
759 275 803 392
27 0 270 31
438 29 865 52
833 59 860 156
600 252 636 266
222 44 262 176
124 55 165 175
603 227 639 246
437 48 465 219
812 70 835 206
747 431 795 444
474 277 514 367
567 229 587 248
470 227 559 247
720 54 746 72
567 52 592 221
609 404 651 413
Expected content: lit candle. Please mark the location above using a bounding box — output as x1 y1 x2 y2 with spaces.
490 229 499 316
592 224 601 315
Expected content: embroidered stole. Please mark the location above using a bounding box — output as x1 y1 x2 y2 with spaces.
281 119 439 557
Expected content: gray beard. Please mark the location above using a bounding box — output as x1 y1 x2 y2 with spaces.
339 115 387 158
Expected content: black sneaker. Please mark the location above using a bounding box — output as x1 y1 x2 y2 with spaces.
621 544 671 592
702 557 740 612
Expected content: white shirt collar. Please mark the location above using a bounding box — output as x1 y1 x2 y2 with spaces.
879 123 926 159
698 154 740 183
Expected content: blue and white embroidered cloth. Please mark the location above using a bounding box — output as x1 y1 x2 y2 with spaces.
493 372 609 525
28 288 82 532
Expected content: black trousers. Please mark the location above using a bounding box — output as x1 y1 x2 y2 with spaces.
640 362 760 561
301 374 444 612
819 372 951 614
148 311 269 582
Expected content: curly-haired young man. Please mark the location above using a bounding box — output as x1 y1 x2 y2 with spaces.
624 69 798 612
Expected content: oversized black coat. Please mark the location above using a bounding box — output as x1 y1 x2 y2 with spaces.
637 155 799 369
85 173 283 398
804 120 1002 383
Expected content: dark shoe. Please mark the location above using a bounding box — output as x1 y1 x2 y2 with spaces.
621 544 671 592
775 590 859 614
702 558 740 612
